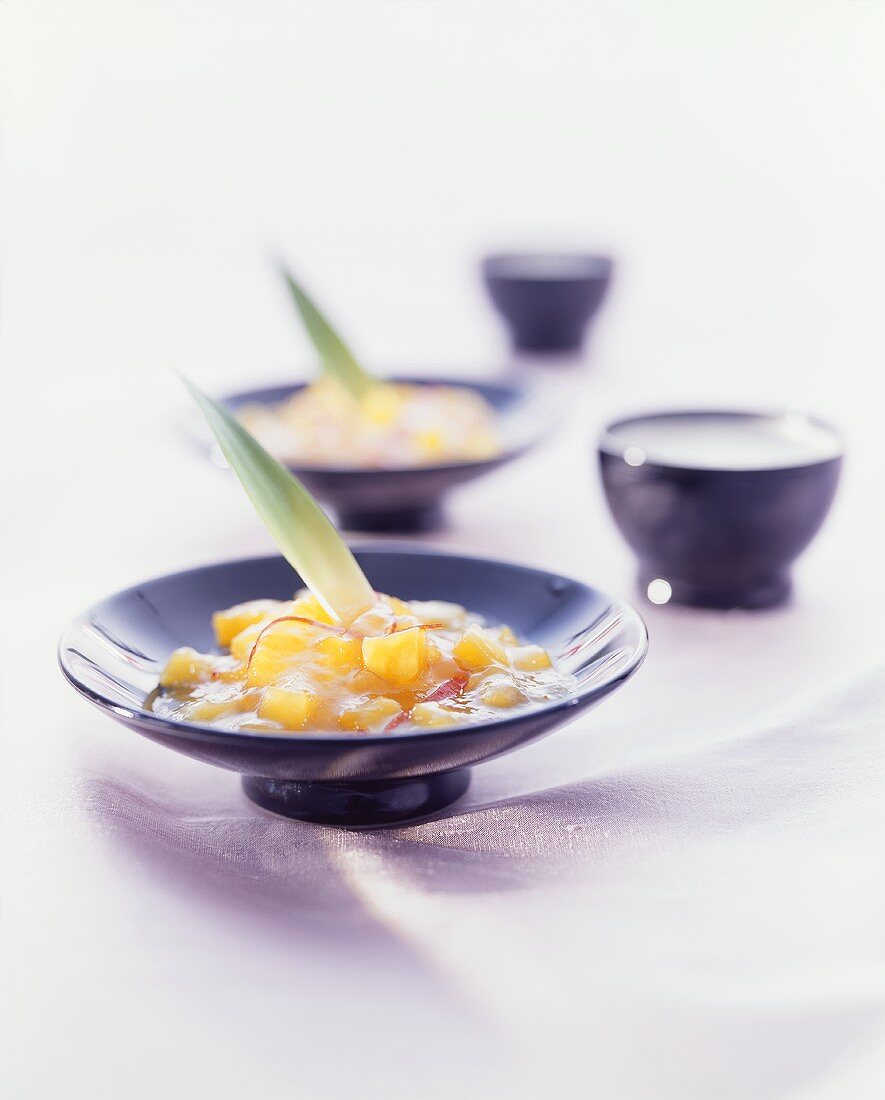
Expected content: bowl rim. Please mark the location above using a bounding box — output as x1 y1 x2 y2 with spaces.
208 374 557 477
58 548 648 748
481 252 613 280
598 406 845 474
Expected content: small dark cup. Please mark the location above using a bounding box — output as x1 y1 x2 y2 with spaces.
482 253 613 354
598 410 843 610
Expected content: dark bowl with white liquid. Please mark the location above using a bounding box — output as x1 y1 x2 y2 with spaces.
599 409 843 610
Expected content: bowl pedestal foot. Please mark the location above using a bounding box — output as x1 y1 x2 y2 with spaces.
639 569 792 610
242 768 470 828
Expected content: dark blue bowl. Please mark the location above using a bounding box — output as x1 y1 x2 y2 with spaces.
482 253 613 354
599 409 843 610
59 549 647 827
213 377 556 533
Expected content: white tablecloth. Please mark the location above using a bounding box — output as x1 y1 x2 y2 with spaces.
3 3 885 1097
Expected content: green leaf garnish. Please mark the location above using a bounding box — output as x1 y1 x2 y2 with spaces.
182 376 376 623
280 266 376 401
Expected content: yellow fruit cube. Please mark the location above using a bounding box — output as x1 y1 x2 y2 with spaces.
339 696 402 732
409 600 466 628
415 429 446 459
360 384 405 427
246 621 315 687
212 599 281 648
159 647 216 687
496 625 519 646
317 634 363 673
509 644 552 671
227 601 297 660
410 702 459 727
384 595 413 617
480 680 525 708
452 624 506 672
291 591 335 624
229 621 264 662
258 687 318 730
362 627 428 685
186 694 252 723
463 431 498 460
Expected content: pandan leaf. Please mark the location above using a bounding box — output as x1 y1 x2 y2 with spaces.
280 266 376 401
181 376 376 623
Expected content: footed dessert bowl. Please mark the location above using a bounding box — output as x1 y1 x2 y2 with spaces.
59 548 647 827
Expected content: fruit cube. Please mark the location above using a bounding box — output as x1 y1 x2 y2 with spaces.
410 702 458 727
480 680 525 708
186 695 247 723
339 696 402 732
246 621 315 687
291 592 335 625
463 430 498 460
409 600 467 628
159 647 216 687
415 429 445 459
258 687 318 729
212 599 281 648
317 634 363 673
452 624 506 672
229 621 264 662
360 384 405 427
384 595 414 617
495 625 519 647
509 644 552 672
362 627 428 685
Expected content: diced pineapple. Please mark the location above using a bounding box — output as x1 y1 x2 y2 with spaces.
208 657 247 684
409 600 467 628
509 644 552 672
415 428 446 459
228 601 297 660
339 696 402 732
495 625 519 647
453 624 506 672
229 621 264 662
258 687 319 729
317 634 363 673
186 699 233 723
410 702 459 727
291 592 335 625
480 680 525 708
212 599 281 648
159 647 216 688
362 627 428 685
384 595 414 617
246 621 316 687
360 384 405 427
187 693 254 723
463 430 498 460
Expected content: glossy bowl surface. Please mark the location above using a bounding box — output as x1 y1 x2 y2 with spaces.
482 252 613 354
59 549 647 826
599 409 843 610
214 376 555 532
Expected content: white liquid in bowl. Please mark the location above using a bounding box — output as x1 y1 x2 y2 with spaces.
603 412 842 471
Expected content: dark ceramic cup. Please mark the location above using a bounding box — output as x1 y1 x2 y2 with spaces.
598 410 843 610
215 377 556 533
482 253 613 353
59 549 647 828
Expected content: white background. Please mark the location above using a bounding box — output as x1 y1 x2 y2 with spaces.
2 3 885 1098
